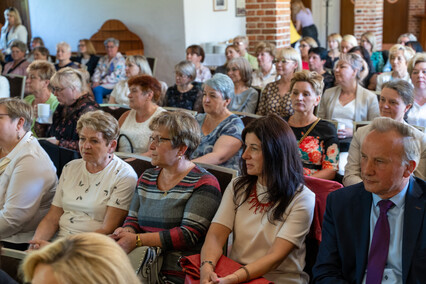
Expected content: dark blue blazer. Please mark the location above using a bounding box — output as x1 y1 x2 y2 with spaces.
313 177 426 284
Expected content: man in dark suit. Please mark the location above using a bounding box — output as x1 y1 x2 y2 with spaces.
313 117 426 284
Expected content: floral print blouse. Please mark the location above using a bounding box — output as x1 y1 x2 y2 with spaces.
256 81 293 117
288 119 339 176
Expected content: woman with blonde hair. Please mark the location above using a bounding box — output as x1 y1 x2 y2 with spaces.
55 42 79 71
0 7 27 62
360 31 385 73
407 53 426 127
252 41 277 89
257 47 302 117
340 34 358 54
325 33 342 70
299 36 318 70
74 39 100 77
23 232 140 284
376 44 415 92
291 0 319 45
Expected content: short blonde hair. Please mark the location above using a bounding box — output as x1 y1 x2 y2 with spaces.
290 70 324 97
301 37 318 48
408 53 426 76
77 110 119 144
255 41 276 58
27 61 56 81
276 47 302 73
126 55 152 76
342 35 358 48
21 233 140 284
361 32 377 52
389 44 415 63
56 42 71 53
149 111 201 159
79 39 97 55
50 68 86 93
0 98 33 131
328 33 342 49
227 57 253 87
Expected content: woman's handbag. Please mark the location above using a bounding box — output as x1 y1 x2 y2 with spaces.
117 133 134 153
179 254 272 284
128 246 165 284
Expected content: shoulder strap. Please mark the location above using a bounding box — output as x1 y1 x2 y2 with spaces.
298 118 321 146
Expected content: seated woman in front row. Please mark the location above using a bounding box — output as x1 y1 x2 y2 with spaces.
29 111 138 250
191 73 244 171
200 114 315 283
112 111 221 284
286 70 339 180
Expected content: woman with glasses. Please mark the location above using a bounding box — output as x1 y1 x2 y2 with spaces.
251 41 277 90
226 57 258 113
257 47 302 117
74 39 100 77
299 37 318 70
112 111 221 284
118 75 166 154
34 68 98 151
30 111 137 251
0 7 28 62
164 60 203 112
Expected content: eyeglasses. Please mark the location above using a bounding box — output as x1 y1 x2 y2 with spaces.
149 136 172 145
175 72 189 78
273 58 294 64
51 86 69 93
105 45 116 49
234 41 244 46
226 67 239 72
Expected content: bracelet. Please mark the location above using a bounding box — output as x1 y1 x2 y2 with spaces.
200 260 215 270
240 266 250 282
135 234 142 247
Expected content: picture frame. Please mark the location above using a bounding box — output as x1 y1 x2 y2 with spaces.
236 0 246 17
213 0 227 11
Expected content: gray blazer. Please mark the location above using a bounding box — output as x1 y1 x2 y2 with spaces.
318 85 380 122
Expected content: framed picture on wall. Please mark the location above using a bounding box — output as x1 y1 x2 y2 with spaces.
236 0 246 17
213 0 227 11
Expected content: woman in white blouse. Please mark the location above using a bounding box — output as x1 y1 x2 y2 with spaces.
0 98 56 250
407 53 426 127
0 7 28 61
29 110 137 250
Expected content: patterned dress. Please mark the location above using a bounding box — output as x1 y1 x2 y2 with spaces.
288 119 340 176
164 82 203 112
123 165 221 283
34 94 99 151
256 81 293 117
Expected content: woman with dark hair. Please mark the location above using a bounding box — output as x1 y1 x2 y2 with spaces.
186 44 212 82
74 39 100 77
200 114 315 283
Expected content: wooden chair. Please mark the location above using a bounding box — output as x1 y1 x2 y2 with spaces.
115 152 154 177
90 19 144 55
5 74 26 99
195 162 238 193
39 139 81 178
146 56 157 76
231 111 262 127
100 103 131 121
0 248 27 282
353 121 371 132
163 106 197 116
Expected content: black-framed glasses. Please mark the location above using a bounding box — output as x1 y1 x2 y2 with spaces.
149 136 172 145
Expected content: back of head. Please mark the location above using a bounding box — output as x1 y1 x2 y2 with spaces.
342 34 358 48
233 35 249 47
21 232 140 284
50 67 86 94
203 73 235 100
0 97 33 132
27 60 56 81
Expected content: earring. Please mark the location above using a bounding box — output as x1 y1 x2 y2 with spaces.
17 131 20 140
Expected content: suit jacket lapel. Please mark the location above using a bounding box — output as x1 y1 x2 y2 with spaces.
402 177 425 283
354 187 372 284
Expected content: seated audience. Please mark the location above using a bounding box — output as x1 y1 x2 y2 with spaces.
407 53 426 127
54 42 78 71
360 31 385 73
0 7 27 62
226 57 258 113
299 36 318 70
233 35 258 70
257 47 302 117
91 38 126 104
27 37 45 62
200 114 315 283
0 65 9 98
30 111 137 249
192 74 244 171
186 44 211 83
344 80 426 185
291 0 319 45
34 68 98 151
252 41 277 89
349 46 375 89
112 111 221 284
32 46 50 61
313 117 425 284
215 44 241 75
308 47 335 91
23 232 141 284
318 53 380 139
164 60 203 112
118 75 166 154
2 40 29 76
74 39 100 77
0 98 56 250
325 33 342 70
376 44 415 92
398 32 417 45
406 41 423 53
287 70 339 180
24 61 59 135
109 55 153 106
340 34 358 54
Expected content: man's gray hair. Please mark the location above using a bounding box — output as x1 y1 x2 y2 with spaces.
104 37 119 47
370 117 421 168
203 73 234 100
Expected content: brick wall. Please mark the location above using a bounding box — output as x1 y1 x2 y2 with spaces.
354 0 384 50
408 0 425 38
245 0 291 53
